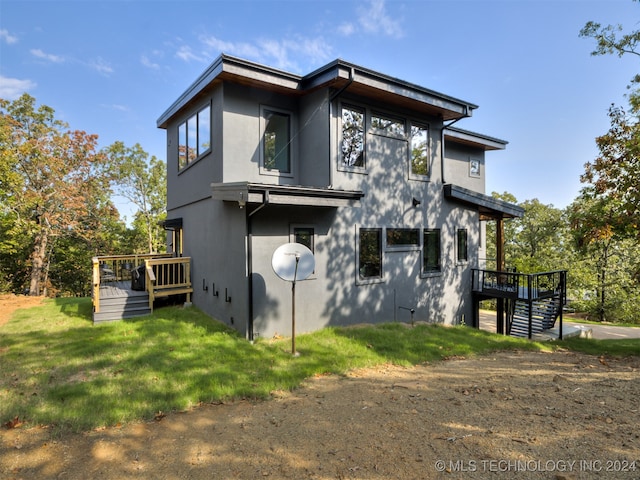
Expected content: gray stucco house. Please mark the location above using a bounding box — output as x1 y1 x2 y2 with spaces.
156 54 522 340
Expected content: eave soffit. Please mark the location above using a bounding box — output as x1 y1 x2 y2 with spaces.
157 54 479 128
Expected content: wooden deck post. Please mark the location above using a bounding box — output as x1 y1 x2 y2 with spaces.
92 258 100 313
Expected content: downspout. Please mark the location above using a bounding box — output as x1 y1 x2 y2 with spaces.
328 67 355 186
246 190 269 342
440 108 468 185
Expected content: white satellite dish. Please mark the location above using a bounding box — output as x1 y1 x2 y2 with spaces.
272 243 315 282
271 243 315 356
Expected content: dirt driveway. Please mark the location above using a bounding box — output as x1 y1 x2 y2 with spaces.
1 351 638 479
1 296 639 479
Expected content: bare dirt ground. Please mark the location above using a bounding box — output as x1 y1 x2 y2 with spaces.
1 297 639 479
0 294 44 327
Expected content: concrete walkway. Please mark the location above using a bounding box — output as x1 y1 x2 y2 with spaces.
478 310 640 341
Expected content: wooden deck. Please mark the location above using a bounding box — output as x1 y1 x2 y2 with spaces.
92 255 193 323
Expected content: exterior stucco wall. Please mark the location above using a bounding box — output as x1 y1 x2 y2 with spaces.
443 140 486 194
161 62 494 339
169 198 250 335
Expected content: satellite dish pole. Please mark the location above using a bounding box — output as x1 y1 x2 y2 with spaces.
291 253 300 356
271 243 315 357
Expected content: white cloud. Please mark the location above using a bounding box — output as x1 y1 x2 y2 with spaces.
0 29 18 44
31 48 64 63
141 54 160 70
175 45 207 63
337 22 356 37
89 57 113 75
199 36 260 60
199 34 332 72
357 0 404 39
0 75 36 99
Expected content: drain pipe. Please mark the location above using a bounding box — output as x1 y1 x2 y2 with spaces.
440 111 468 185
246 190 270 342
328 67 355 187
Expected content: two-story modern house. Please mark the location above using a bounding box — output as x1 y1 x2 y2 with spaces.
156 54 524 340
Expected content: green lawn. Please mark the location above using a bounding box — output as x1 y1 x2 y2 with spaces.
1 297 638 433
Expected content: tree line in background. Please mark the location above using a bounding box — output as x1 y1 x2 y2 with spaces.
0 7 638 324
0 94 166 298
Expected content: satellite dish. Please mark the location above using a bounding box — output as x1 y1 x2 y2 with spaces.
272 243 315 282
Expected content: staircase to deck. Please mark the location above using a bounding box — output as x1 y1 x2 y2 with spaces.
93 282 151 323
508 296 562 338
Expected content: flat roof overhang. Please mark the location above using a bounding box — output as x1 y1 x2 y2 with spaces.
444 126 508 151
443 184 524 220
212 182 364 208
158 54 478 128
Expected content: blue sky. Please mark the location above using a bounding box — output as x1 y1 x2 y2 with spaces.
1 0 637 219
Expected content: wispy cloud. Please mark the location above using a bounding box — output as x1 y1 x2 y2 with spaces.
339 0 403 39
175 45 207 63
31 48 65 63
198 34 333 72
88 57 113 76
0 29 18 44
101 103 130 112
0 75 36 100
141 54 160 70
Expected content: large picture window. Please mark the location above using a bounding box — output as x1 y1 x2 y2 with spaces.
178 104 211 170
262 109 291 173
423 229 441 273
341 105 365 168
359 228 382 279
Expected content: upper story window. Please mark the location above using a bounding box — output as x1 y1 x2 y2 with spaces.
178 104 211 170
261 107 292 175
341 105 365 169
410 123 429 178
371 112 405 138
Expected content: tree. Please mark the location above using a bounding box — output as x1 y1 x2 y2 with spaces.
485 193 571 273
568 189 640 323
580 2 640 229
0 94 113 296
106 142 167 253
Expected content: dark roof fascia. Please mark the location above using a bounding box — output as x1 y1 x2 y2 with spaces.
158 55 481 128
157 54 303 129
211 182 364 207
443 184 523 219
444 126 508 151
304 59 478 120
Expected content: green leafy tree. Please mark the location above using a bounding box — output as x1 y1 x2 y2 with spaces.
568 189 640 323
106 142 167 253
0 94 115 296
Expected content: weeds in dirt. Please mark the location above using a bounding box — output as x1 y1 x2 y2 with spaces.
0 297 637 433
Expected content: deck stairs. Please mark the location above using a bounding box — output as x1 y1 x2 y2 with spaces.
93 282 151 323
508 296 562 338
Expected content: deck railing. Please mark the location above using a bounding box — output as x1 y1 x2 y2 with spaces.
92 254 191 315
472 269 566 302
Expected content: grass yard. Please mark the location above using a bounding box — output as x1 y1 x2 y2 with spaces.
1 297 638 433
